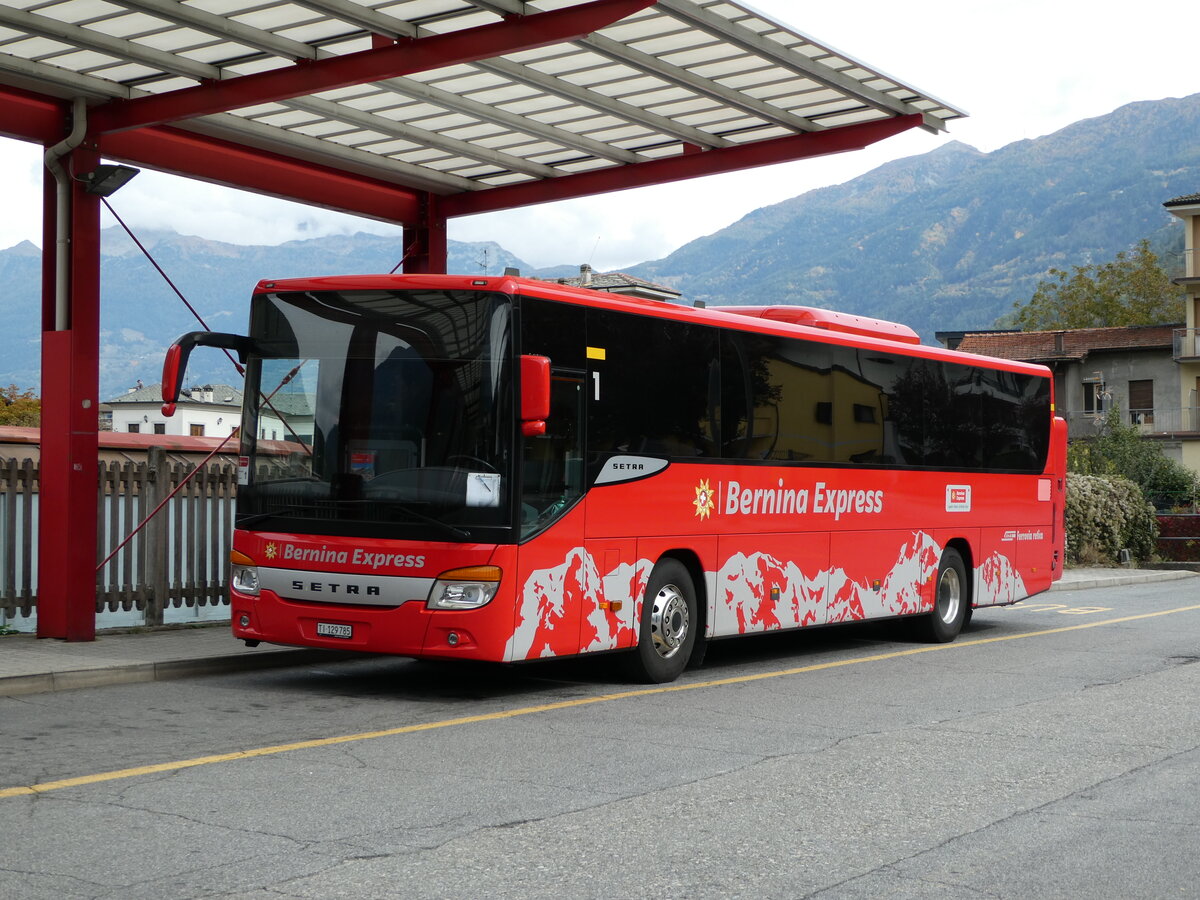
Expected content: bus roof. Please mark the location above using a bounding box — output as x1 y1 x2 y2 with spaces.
254 273 1052 380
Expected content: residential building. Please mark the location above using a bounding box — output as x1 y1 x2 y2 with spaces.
547 264 682 303
1165 193 1200 455
105 382 242 438
947 325 1187 448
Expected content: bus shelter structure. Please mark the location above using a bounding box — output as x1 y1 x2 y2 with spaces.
0 0 963 640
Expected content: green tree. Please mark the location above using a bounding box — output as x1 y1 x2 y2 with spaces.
0 385 40 426
1010 240 1184 330
1068 407 1200 509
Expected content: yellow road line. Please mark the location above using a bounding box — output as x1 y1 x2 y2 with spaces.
4 603 1199 800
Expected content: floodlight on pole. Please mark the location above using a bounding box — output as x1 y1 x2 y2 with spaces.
80 164 140 197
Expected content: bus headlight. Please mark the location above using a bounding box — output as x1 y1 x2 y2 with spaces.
428 566 501 610
231 550 260 597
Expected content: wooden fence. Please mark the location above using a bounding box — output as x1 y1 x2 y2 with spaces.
1 447 237 623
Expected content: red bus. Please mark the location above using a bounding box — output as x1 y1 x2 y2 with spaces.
162 274 1066 682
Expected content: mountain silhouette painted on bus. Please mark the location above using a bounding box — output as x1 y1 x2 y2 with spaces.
506 542 651 660
505 530 1029 662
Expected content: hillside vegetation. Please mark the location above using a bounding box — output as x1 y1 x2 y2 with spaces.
630 94 1199 336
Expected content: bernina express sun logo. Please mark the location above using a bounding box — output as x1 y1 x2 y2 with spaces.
693 479 715 520
264 542 278 560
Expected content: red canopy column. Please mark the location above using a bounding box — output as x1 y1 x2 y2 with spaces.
38 143 101 641
402 193 448 275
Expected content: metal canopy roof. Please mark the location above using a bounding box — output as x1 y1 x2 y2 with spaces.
0 0 964 221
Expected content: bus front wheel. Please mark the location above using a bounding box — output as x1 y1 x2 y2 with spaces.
625 559 697 684
919 548 969 643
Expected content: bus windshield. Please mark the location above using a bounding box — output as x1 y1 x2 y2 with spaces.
237 288 514 541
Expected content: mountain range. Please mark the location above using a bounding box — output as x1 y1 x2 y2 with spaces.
1 92 1196 399
629 93 1197 329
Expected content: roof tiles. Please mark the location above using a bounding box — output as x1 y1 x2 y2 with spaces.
956 324 1180 362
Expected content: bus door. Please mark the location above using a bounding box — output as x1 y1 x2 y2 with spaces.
513 369 597 658
521 370 585 531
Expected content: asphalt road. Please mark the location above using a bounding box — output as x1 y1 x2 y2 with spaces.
2 580 1199 899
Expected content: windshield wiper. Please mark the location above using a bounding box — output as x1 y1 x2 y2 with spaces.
382 503 470 540
236 503 331 527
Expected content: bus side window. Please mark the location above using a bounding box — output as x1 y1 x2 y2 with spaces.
587 309 717 459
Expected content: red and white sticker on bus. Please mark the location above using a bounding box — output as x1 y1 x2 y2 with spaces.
946 485 972 512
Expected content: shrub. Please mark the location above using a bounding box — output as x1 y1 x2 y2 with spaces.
1065 474 1158 564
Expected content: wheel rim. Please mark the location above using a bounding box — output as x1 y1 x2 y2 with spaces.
937 566 962 625
650 583 690 659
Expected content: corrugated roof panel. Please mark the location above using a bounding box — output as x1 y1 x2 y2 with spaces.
43 47 119 69
525 148 586 165
291 118 357 137
724 123 790 142
138 74 196 92
551 156 619 174
323 126 388 145
475 171 533 187
131 27 224 53
357 137 422 154
84 61 158 81
221 55 293 76
234 5 319 33
5 35 74 58
250 108 323 127
86 13 169 39
441 122 507 141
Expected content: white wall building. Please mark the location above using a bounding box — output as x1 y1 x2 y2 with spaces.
105 382 242 438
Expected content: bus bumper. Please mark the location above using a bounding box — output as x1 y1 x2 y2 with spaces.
231 590 513 661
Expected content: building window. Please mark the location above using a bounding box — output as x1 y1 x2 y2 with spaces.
1128 379 1154 425
153 423 166 434
189 424 205 436
852 403 877 424
1082 380 1107 415
127 423 140 433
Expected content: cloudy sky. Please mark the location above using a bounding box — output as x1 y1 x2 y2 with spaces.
1 0 1196 270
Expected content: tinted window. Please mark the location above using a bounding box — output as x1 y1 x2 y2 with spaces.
723 328 1049 472
979 369 1050 470
519 297 587 371
721 331 833 462
588 309 717 459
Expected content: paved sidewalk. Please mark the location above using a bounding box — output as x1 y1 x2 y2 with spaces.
0 626 357 697
1 567 1195 697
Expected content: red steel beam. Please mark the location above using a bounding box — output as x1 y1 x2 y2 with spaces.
89 0 657 135
0 83 65 143
0 86 425 223
100 126 424 224
442 115 926 218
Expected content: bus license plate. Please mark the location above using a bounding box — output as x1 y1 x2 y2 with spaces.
316 622 353 639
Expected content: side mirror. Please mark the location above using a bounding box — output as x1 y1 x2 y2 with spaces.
520 355 551 437
162 331 255 416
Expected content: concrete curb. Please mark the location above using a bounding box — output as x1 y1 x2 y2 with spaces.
0 648 361 698
1050 569 1199 592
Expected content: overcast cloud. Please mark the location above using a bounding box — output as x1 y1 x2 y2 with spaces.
0 0 1195 271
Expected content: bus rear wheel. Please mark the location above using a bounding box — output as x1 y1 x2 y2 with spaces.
918 548 969 643
625 559 697 684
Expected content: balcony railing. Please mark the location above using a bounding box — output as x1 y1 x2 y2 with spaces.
1173 329 1200 361
1064 408 1200 436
